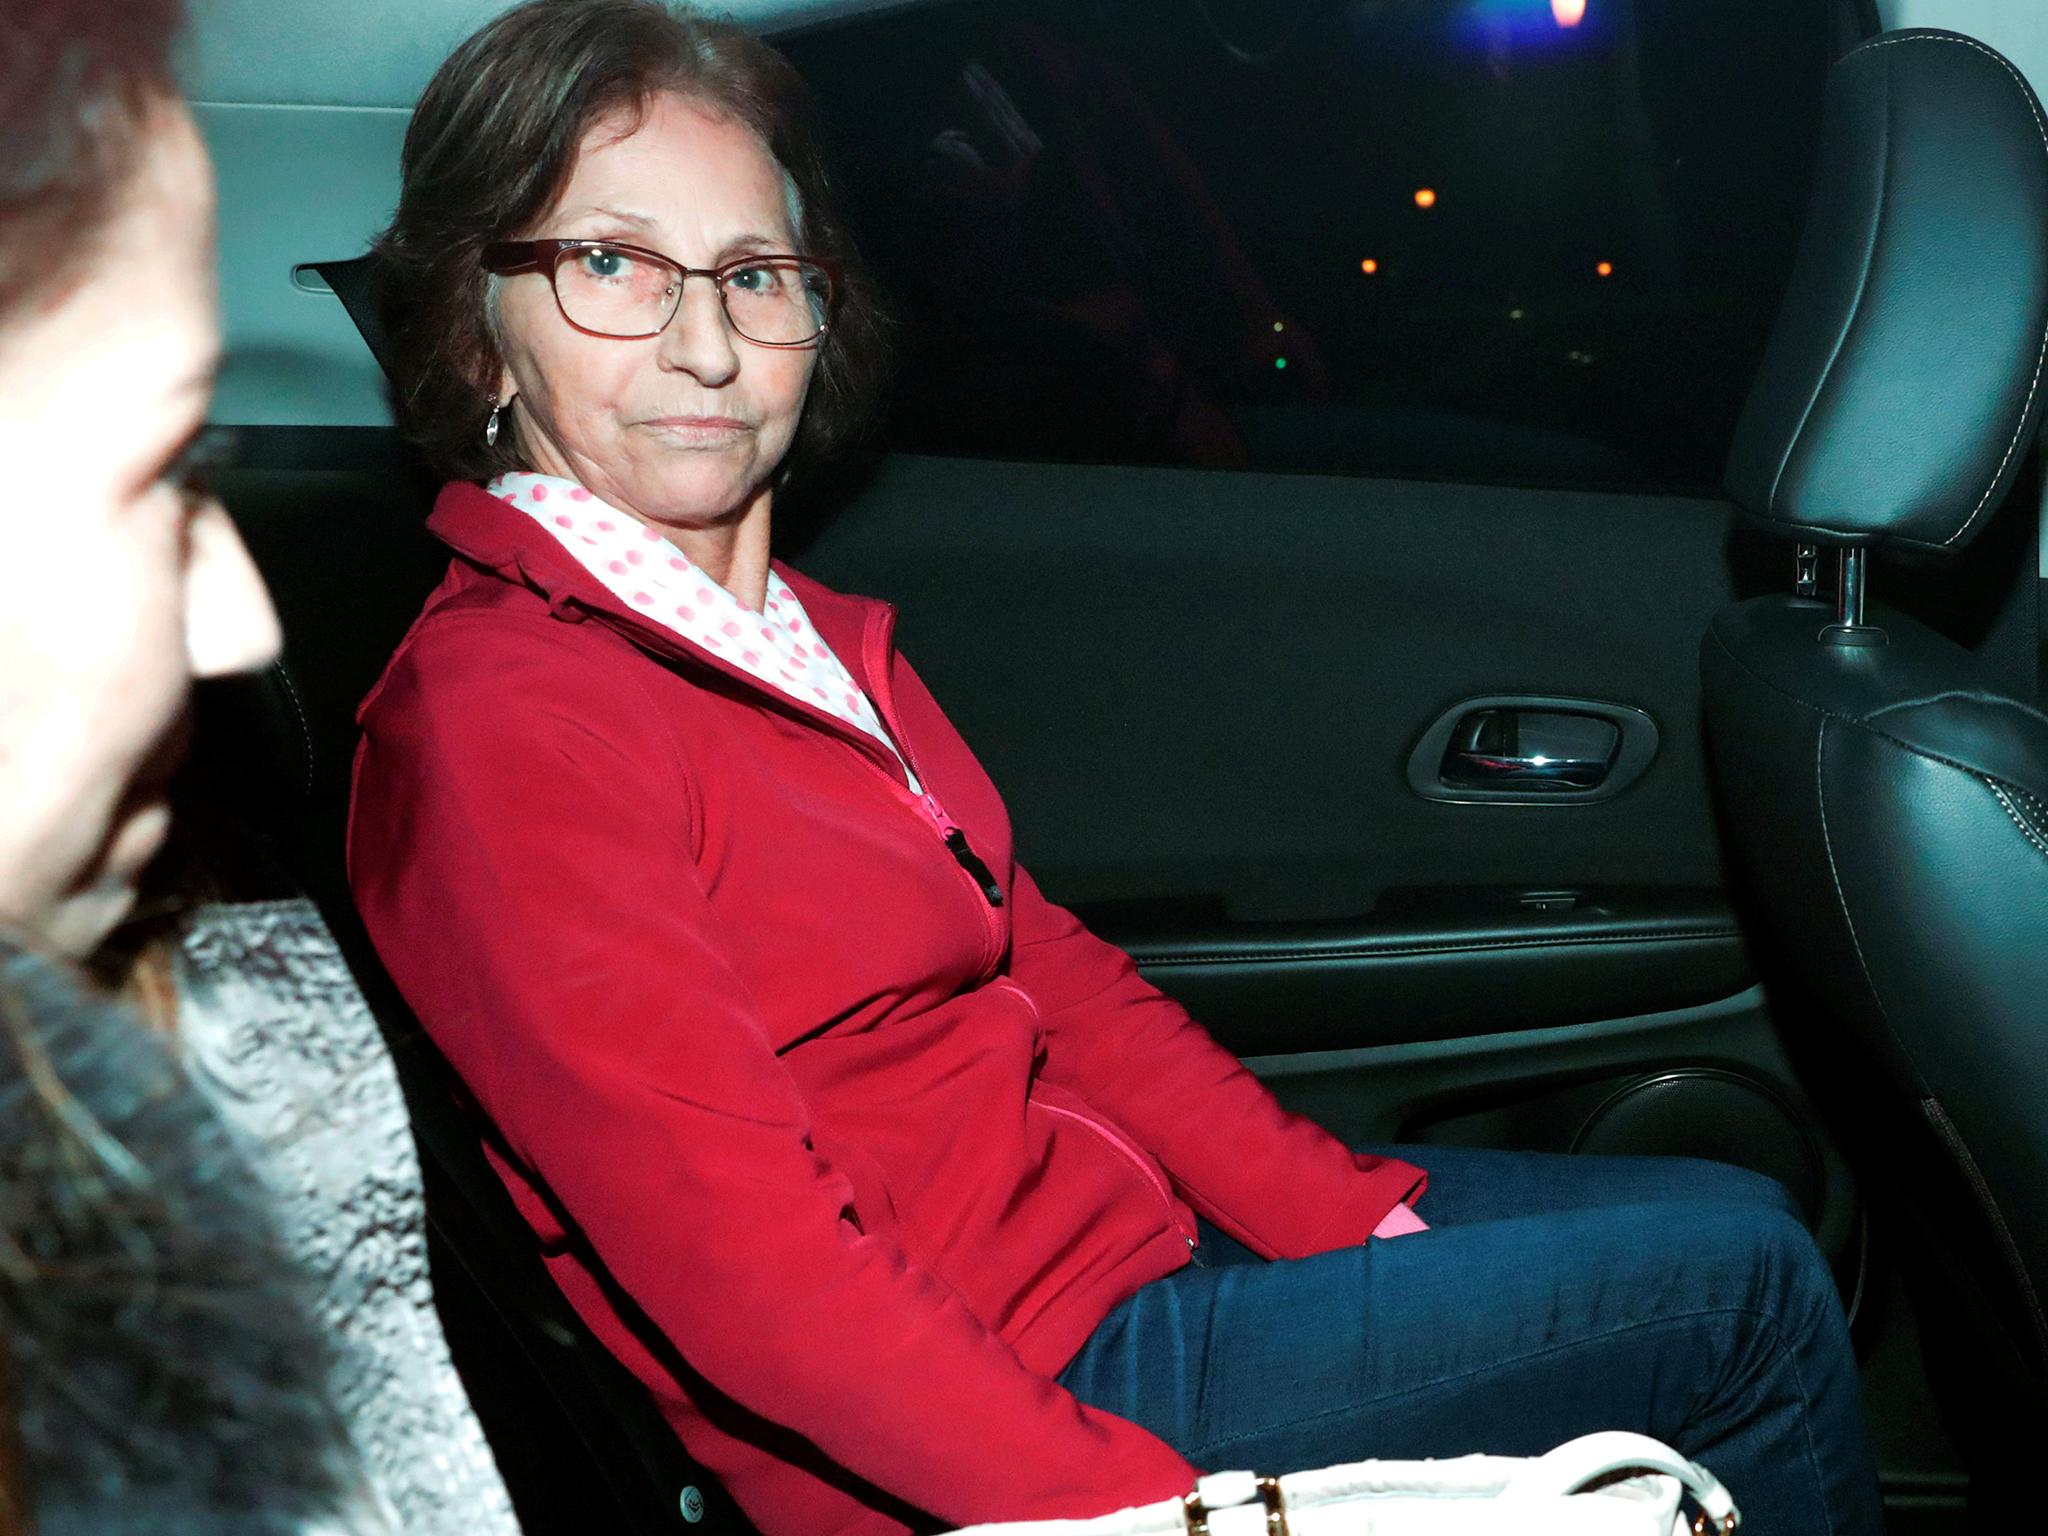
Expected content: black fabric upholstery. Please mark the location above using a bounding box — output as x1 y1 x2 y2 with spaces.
1724 30 2048 551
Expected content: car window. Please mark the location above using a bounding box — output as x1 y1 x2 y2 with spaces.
784 0 1855 491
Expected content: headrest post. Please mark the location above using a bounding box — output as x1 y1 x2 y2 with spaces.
1821 546 1888 648
1837 546 1868 627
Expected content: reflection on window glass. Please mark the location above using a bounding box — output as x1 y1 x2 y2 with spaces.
785 0 1844 489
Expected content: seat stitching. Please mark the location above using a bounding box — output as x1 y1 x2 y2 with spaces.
272 660 316 800
1137 928 1736 968
1859 34 2048 546
1707 625 2048 789
1814 719 1897 1040
1920 1095 2048 1360
1864 687 2048 729
1707 628 1984 1093
1985 779 2048 859
1997 778 2048 825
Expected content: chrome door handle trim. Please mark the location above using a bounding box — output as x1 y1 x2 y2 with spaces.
1405 695 1660 806
1441 749 1611 791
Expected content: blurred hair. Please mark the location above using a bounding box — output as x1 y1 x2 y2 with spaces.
373 0 889 487
0 0 187 326
0 936 363 1534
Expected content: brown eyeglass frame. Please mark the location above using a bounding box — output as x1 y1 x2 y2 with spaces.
481 239 841 347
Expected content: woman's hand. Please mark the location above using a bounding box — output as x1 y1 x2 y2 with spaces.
1370 1202 1429 1240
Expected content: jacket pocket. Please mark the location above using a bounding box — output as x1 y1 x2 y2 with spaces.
1027 1087 1195 1245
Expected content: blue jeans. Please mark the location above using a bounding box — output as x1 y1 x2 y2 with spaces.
1058 1145 1884 1535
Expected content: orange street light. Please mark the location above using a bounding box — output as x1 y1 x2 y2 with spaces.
1361 258 1380 275
1413 187 1437 209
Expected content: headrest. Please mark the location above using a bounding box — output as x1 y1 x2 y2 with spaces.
185 263 429 888
1725 30 2048 552
306 256 396 384
190 433 448 860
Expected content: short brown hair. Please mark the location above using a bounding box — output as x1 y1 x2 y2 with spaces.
373 0 887 487
0 0 185 326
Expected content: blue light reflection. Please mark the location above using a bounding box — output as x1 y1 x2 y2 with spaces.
1458 0 1601 48
1342 0 1607 69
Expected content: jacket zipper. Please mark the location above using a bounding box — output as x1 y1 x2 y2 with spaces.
1032 1099 1197 1249
859 607 1009 974
582 593 1008 971
926 799 1004 907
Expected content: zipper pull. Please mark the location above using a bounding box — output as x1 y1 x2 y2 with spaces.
943 828 1005 908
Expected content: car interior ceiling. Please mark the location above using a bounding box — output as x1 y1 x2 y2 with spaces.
177 2 2048 1532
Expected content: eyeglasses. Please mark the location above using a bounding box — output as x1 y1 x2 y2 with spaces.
482 239 840 347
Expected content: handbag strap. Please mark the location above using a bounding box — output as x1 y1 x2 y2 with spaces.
1500 1431 1739 1532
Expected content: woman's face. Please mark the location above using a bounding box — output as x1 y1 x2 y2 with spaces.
494 94 819 536
0 108 281 957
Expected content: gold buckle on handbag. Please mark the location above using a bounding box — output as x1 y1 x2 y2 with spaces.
1694 1515 1738 1535
1181 1477 1288 1536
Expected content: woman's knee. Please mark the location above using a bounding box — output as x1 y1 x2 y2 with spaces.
1692 1201 1843 1330
1642 1155 1803 1221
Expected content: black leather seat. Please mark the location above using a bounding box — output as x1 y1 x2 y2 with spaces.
191 418 750 1533
1699 26 2048 1514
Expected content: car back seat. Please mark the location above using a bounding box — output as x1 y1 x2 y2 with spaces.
191 414 751 1535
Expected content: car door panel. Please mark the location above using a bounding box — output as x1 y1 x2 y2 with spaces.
790 454 1769 924
1241 989 1856 1260
1099 886 1750 1056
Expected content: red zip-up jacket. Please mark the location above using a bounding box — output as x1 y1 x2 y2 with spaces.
347 482 1425 1536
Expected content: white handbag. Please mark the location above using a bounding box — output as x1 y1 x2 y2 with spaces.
948 1432 1739 1536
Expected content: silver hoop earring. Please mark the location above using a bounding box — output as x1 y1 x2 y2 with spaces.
485 400 502 448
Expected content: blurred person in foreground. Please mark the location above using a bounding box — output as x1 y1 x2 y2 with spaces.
0 2 516 1530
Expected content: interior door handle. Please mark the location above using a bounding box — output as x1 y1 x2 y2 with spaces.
1440 709 1619 792
1406 696 1660 805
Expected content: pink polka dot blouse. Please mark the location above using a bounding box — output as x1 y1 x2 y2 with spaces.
489 472 921 791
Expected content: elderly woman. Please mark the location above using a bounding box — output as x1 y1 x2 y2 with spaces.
349 4 1885 1534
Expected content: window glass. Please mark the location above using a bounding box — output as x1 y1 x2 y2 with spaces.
784 0 1847 489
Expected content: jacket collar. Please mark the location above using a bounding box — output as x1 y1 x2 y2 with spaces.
425 480 895 702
